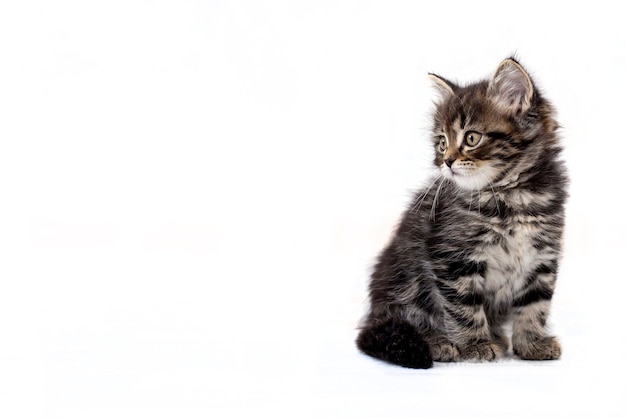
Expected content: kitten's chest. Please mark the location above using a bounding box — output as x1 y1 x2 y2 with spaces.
477 217 544 292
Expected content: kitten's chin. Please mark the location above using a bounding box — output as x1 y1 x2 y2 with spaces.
441 165 497 191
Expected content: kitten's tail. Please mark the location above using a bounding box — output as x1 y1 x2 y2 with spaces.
356 319 433 369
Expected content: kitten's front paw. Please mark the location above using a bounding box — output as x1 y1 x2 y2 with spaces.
430 342 460 362
423 332 460 362
460 341 505 362
513 336 561 360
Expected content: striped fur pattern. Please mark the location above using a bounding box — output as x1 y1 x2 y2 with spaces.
357 58 568 368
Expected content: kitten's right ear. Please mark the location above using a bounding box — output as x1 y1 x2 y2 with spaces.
429 73 456 100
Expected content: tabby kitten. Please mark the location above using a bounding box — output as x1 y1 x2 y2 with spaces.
356 58 568 369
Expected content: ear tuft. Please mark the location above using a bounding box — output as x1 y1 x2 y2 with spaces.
428 73 456 101
488 59 534 115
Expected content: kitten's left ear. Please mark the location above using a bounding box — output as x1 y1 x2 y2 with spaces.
488 58 534 115
429 73 457 101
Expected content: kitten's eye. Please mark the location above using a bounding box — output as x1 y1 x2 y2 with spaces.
464 131 483 147
437 136 448 153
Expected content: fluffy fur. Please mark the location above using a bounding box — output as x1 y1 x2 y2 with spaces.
356 58 568 369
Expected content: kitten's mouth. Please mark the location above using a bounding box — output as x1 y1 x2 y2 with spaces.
449 167 472 177
443 164 496 191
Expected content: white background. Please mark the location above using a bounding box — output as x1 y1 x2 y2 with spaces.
1 1 625 417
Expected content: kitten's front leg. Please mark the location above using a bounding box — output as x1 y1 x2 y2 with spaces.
443 303 506 362
422 330 460 362
439 272 506 362
511 270 561 360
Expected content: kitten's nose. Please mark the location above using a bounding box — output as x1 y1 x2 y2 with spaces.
444 156 456 168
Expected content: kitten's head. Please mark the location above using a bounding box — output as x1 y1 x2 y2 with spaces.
429 58 559 191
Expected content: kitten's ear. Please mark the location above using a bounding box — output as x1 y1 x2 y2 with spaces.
429 73 456 101
488 58 534 115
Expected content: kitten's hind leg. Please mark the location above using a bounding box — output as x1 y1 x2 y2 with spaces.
356 319 433 369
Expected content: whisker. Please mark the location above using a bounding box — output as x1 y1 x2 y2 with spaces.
429 177 447 221
410 174 441 214
478 171 501 215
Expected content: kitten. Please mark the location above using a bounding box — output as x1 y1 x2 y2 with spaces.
356 58 568 369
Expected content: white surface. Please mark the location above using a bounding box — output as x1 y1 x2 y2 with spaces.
1 1 625 417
